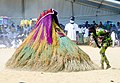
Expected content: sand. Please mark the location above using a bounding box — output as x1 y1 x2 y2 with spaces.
0 46 120 83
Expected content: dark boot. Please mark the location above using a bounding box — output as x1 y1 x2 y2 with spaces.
106 64 111 69
101 64 104 69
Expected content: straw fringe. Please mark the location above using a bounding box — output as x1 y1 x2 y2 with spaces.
6 18 100 72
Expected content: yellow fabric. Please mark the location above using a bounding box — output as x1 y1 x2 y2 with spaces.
20 20 24 27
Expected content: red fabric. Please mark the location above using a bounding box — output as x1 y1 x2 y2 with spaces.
57 31 65 37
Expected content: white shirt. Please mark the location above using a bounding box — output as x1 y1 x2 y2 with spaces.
111 31 116 41
65 23 79 41
78 28 83 33
84 28 89 37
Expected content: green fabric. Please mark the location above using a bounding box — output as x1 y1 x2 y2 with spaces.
79 33 83 44
106 25 111 31
59 37 78 55
100 43 109 65
19 46 35 63
95 29 112 46
94 29 111 65
96 29 105 36
101 54 109 65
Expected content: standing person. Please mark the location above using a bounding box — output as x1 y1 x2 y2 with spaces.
111 30 116 47
98 21 104 29
89 26 112 69
85 21 90 29
93 21 97 26
117 22 120 45
65 16 79 43
78 25 84 44
105 21 111 31
83 27 89 45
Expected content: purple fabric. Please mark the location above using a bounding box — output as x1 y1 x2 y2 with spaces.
43 15 52 44
40 24 44 42
32 14 53 44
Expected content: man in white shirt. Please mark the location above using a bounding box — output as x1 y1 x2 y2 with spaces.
111 30 116 47
65 16 79 43
83 27 89 44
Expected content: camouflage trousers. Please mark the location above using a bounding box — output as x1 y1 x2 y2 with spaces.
100 43 109 65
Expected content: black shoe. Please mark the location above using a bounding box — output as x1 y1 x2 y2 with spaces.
106 65 111 69
101 64 104 69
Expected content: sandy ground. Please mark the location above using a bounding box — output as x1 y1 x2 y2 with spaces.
0 46 120 83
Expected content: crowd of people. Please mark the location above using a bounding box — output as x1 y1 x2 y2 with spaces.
0 17 120 48
63 17 120 47
63 17 120 69
0 21 34 48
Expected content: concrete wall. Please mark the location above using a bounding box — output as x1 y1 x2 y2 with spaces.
24 0 72 19
0 0 23 24
74 2 120 25
24 0 120 25
0 0 120 25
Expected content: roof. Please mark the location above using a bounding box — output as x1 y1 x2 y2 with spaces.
74 0 120 14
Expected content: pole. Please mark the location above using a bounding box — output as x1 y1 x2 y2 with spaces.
71 0 75 16
22 0 25 19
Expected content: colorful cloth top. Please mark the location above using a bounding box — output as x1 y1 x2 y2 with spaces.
96 28 108 37
95 28 112 46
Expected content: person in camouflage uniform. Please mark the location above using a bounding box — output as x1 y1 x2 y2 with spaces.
89 26 112 69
